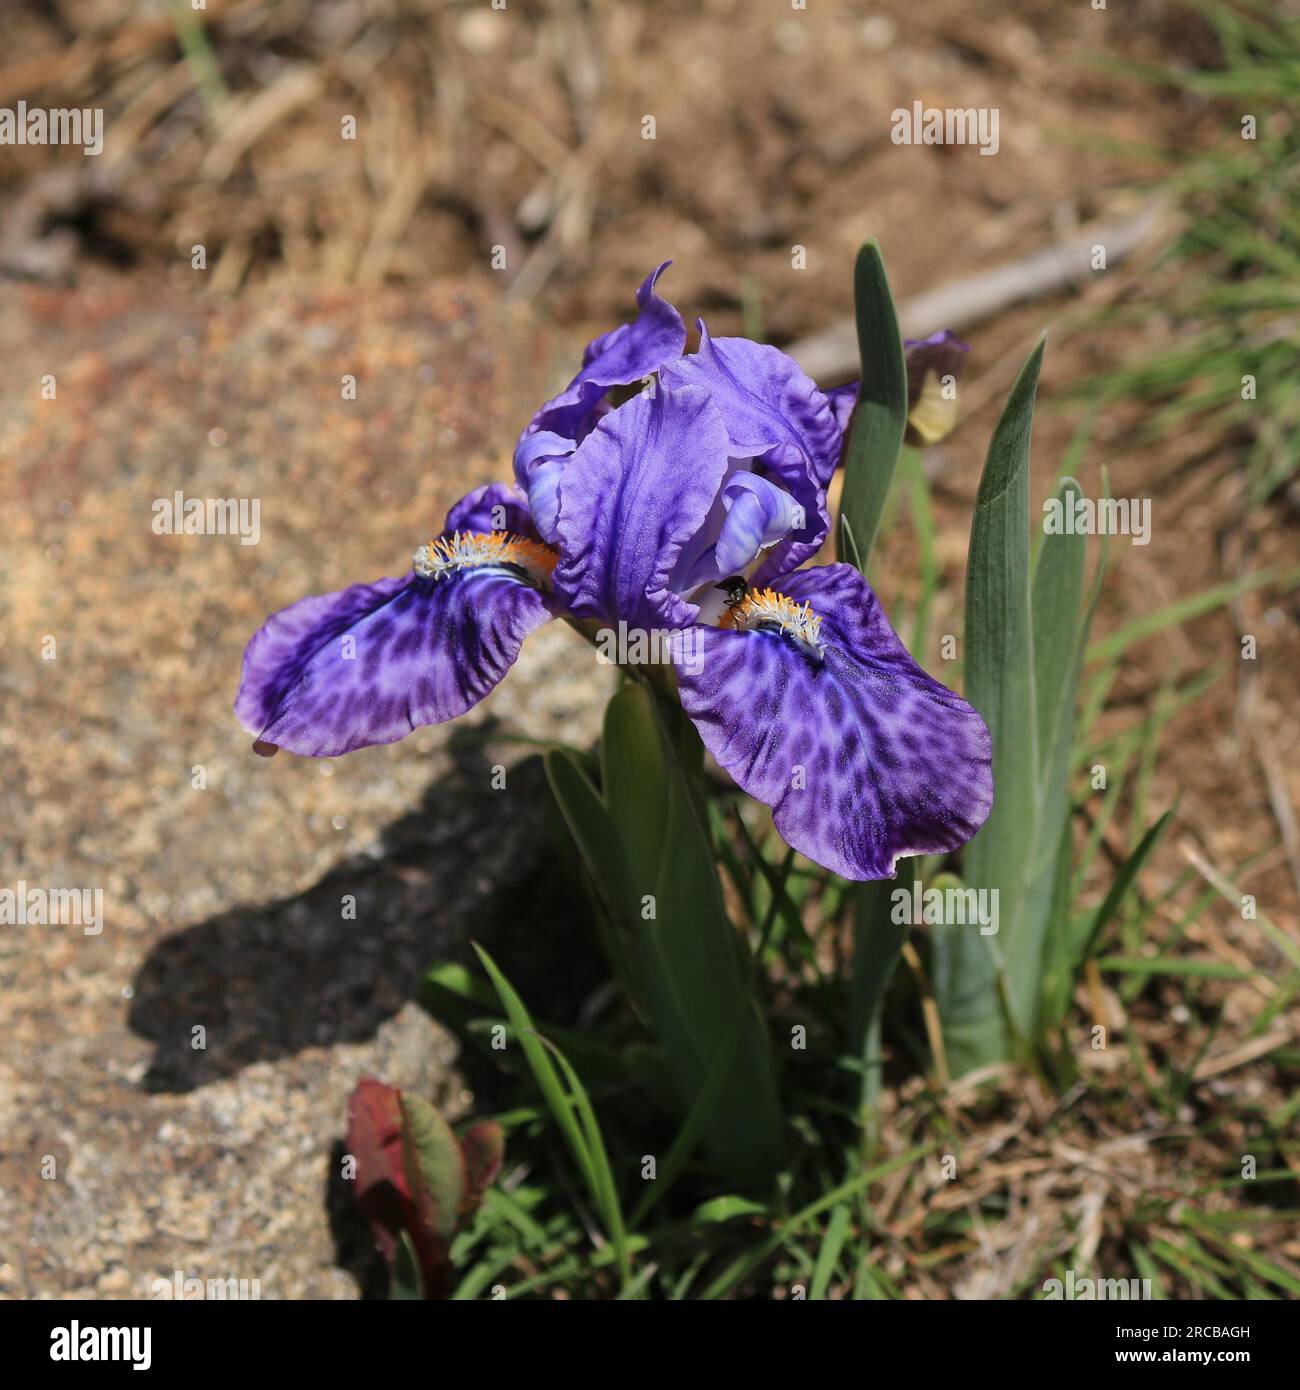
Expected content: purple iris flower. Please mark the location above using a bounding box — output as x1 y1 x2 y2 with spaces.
235 265 992 880
827 329 970 447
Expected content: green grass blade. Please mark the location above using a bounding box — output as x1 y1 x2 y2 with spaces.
837 240 908 570
473 942 636 1287
531 1032 632 1288
1096 955 1254 980
699 1143 933 1299
809 1203 853 1300
847 864 910 1127
1086 566 1300 665
1018 474 1089 1035
940 338 1046 1070
1076 810 1174 964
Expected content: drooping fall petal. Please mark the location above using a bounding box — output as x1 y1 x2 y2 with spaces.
675 563 993 879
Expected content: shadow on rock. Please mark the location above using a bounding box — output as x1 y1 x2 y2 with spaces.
127 727 599 1093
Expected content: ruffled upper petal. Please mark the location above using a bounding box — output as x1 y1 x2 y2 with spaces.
512 263 686 528
675 563 993 880
826 381 857 437
661 326 839 578
235 565 552 757
663 326 841 484
552 383 731 632
570 262 685 414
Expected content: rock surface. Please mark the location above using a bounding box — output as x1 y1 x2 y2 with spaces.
0 280 613 1298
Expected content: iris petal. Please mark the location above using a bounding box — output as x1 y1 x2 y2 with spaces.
675 562 993 880
824 330 970 452
526 465 564 544
235 568 552 757
826 381 857 436
904 330 969 406
512 262 686 528
713 474 807 578
661 326 839 578
444 481 538 539
552 383 731 632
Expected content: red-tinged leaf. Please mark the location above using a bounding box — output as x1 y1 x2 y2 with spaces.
459 1120 505 1218
345 1077 410 1267
345 1079 473 1300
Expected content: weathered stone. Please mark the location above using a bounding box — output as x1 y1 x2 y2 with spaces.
0 282 613 1298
